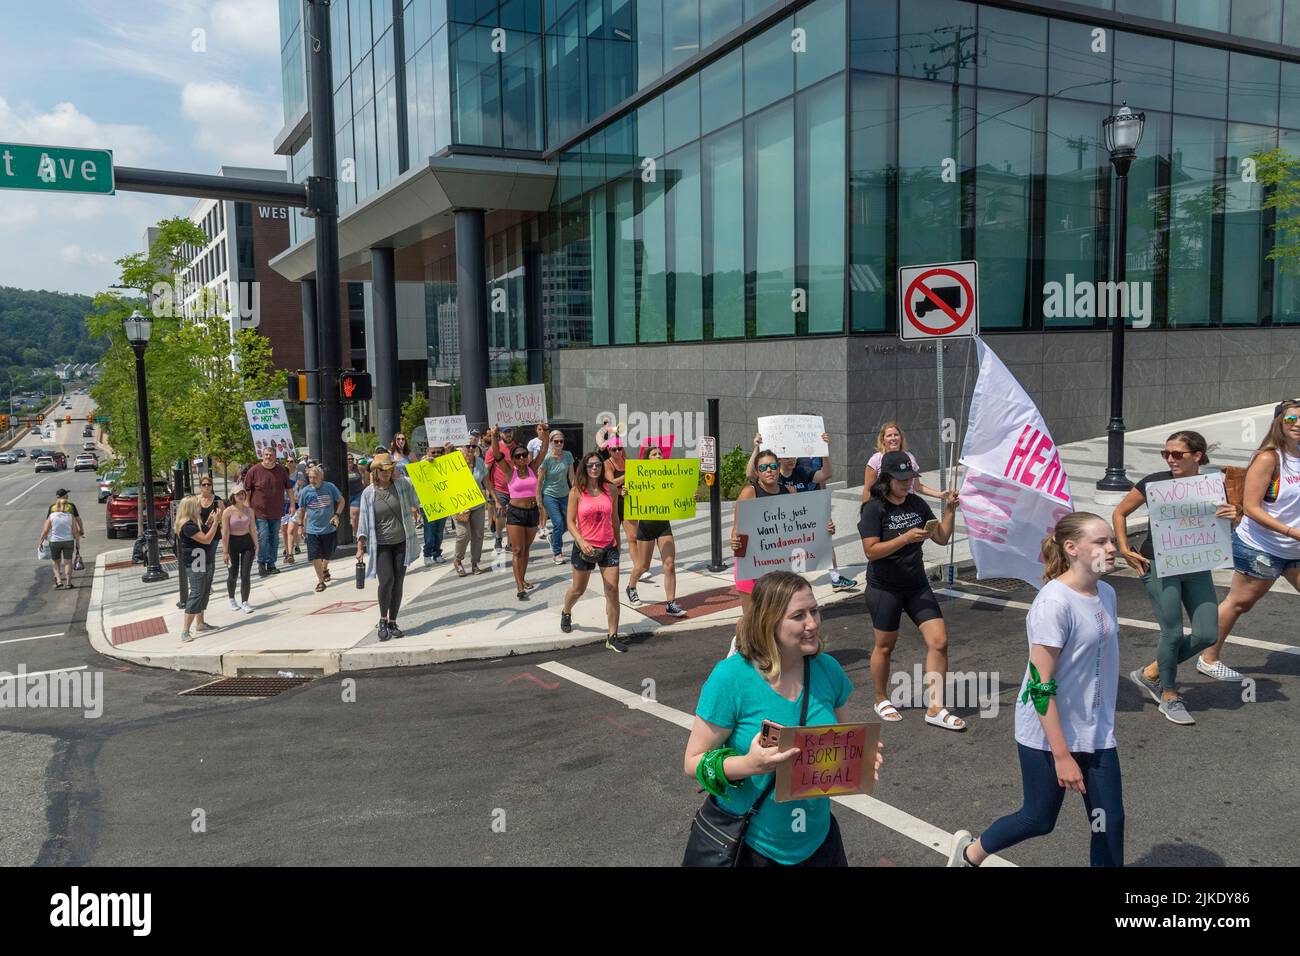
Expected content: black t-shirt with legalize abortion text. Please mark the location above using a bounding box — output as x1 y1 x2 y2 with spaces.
1133 470 1174 561
858 493 936 591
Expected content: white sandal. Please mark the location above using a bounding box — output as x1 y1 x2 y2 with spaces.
874 700 902 722
924 708 967 731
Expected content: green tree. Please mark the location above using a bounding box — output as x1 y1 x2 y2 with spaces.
1258 147 1300 272
400 391 429 444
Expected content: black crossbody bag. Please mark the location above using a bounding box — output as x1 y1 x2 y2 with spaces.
682 656 811 867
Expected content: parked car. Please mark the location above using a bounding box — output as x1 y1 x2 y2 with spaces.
97 468 123 503
73 453 97 472
105 480 172 539
34 456 56 473
0 451 17 465
51 451 67 469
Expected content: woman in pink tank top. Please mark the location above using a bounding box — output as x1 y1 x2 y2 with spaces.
561 451 626 652
506 424 550 602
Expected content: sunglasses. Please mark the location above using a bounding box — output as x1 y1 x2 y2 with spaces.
551 439 564 444
200 482 212 488
1160 450 1195 461
1284 415 1300 426
586 461 603 469
756 462 780 472
513 452 528 459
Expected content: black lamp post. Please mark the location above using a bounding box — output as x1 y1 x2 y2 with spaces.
1096 102 1146 494
125 310 168 582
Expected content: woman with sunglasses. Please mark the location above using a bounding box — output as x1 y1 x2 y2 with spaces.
604 438 637 547
355 453 423 641
561 451 625 652
222 482 257 613
389 432 412 468
1113 430 1237 725
626 445 687 617
538 430 575 565
1204 402 1300 681
452 441 489 576
505 424 550 600
729 450 798 628
485 425 519 552
178 475 224 611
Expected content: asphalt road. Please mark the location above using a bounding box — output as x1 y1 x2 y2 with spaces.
1 475 1295 869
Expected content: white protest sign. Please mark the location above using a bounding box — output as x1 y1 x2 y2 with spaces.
425 415 471 448
1146 474 1233 578
486 384 548 428
244 400 295 459
734 488 833 579
757 415 828 459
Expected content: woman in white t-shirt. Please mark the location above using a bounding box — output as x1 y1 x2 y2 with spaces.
861 423 944 502
1202 401 1300 680
948 512 1125 868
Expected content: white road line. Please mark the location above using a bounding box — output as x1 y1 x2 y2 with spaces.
0 665 87 684
5 476 50 506
935 588 1300 656
0 632 64 646
536 660 1015 866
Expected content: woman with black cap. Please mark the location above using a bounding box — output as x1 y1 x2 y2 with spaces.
38 488 82 589
858 450 964 730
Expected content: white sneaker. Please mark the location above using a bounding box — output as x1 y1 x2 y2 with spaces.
1196 656 1243 682
424 554 435 567
240 601 253 614
180 629 194 643
229 598 240 611
947 830 976 867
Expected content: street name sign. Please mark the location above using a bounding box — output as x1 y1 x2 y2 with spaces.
0 142 115 195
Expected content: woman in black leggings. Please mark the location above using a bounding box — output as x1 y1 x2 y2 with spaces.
222 484 258 612
857 451 964 730
355 452 423 642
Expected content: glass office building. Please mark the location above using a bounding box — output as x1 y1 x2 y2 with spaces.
272 0 1300 469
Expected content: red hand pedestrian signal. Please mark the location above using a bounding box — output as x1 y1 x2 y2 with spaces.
343 377 356 399
338 371 371 401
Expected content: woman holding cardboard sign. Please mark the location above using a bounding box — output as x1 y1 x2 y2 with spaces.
626 445 687 618
1205 401 1300 679
560 451 625 652
683 571 883 866
858 451 964 730
505 423 549 601
1112 430 1237 725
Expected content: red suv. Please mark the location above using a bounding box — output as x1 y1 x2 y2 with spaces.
105 480 172 539
51 451 68 470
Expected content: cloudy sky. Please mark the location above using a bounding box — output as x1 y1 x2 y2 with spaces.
0 0 286 296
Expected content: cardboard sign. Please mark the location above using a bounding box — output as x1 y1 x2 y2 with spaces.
774 722 879 802
625 459 699 520
405 454 486 521
425 415 471 448
244 400 295 459
757 415 828 459
733 488 833 579
486 384 548 428
1146 474 1233 578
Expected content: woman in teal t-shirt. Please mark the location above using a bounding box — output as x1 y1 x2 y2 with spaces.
685 571 881 866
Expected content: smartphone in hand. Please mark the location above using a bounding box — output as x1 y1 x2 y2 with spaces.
734 532 750 558
759 720 783 749
923 518 939 533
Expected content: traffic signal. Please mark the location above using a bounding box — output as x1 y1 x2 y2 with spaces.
65 414 72 424
339 370 371 401
286 372 308 403
37 413 44 424
0 414 8 431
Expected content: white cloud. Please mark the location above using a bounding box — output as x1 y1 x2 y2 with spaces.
0 96 164 166
210 0 281 56
180 80 282 168
61 245 83 264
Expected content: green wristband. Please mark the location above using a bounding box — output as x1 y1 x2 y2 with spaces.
696 747 738 798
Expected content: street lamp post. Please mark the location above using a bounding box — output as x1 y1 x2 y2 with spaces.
124 310 168 583
1096 103 1146 494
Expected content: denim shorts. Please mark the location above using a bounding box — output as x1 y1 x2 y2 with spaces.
1232 532 1300 581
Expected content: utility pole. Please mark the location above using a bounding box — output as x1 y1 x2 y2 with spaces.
304 0 349 546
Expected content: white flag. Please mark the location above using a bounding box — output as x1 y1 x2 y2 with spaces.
958 338 1075 588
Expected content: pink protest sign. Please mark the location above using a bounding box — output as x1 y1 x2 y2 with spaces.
774 723 878 802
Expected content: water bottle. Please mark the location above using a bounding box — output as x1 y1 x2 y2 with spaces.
355 558 366 589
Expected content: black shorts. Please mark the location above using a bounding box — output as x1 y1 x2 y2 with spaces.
507 504 540 527
572 542 619 571
864 582 943 632
307 531 337 560
49 540 75 561
636 520 672 541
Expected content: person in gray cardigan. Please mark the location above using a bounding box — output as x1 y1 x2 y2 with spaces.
355 453 423 641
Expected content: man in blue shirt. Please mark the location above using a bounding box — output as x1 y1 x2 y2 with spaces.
295 465 346 592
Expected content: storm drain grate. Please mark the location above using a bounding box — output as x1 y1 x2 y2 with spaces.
179 676 314 698
951 576 1027 594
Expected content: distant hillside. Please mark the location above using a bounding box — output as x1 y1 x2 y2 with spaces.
0 286 108 369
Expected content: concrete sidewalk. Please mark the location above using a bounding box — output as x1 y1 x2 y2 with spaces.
86 403 1282 676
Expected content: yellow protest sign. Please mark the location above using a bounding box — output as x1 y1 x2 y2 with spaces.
405 455 486 521
625 459 699 520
